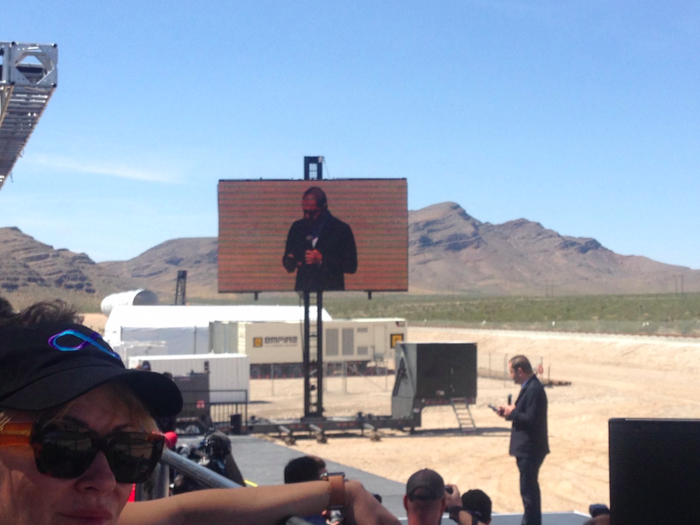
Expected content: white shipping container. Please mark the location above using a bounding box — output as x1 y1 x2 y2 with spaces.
105 305 331 353
128 354 249 403
209 318 407 377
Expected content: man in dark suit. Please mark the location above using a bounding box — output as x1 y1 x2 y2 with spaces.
282 186 358 291
497 355 549 525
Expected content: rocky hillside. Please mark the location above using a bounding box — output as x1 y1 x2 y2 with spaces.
0 227 139 309
2 202 699 308
100 237 218 301
409 202 700 295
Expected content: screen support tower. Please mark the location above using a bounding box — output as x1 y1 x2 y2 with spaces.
302 156 324 420
0 42 58 191
174 270 187 305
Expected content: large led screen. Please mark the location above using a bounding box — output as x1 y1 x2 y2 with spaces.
218 179 408 293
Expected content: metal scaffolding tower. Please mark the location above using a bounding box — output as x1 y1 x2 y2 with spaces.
0 42 58 191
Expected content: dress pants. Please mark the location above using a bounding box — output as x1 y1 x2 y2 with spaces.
516 454 545 525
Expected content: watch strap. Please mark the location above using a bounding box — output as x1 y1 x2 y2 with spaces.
323 472 345 510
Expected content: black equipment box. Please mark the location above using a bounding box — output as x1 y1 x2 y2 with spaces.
392 342 477 422
174 372 210 419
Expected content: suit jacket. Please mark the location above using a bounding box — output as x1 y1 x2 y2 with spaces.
507 375 549 459
282 211 358 291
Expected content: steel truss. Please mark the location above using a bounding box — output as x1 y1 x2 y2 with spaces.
0 42 58 190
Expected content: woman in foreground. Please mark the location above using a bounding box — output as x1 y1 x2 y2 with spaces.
0 300 399 525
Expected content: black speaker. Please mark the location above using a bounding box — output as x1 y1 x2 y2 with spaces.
394 342 477 400
230 414 242 435
414 343 476 399
174 372 210 419
609 418 700 524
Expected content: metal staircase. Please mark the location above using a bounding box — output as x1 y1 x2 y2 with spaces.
0 42 58 191
451 397 476 433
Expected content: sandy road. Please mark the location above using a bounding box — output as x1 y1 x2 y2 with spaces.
248 327 700 514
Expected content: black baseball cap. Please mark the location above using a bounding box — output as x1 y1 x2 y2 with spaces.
462 489 492 523
0 322 182 417
406 469 445 501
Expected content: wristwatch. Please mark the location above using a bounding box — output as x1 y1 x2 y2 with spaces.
322 472 346 510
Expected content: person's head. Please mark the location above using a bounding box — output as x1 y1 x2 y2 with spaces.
301 187 328 224
403 469 447 525
0 300 182 525
205 431 232 460
284 455 327 484
462 489 492 524
509 355 534 385
0 296 13 319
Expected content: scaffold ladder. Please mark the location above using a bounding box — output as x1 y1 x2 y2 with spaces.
303 290 324 419
0 42 58 191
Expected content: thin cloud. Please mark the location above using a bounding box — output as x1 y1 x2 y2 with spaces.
25 155 183 184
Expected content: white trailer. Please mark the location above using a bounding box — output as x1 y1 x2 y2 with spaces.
209 318 407 378
127 354 249 403
105 305 330 358
104 305 406 379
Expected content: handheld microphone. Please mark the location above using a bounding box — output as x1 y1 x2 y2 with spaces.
302 235 314 265
507 394 512 405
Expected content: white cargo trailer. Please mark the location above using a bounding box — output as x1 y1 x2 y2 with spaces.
105 305 330 358
105 305 406 379
209 318 407 378
127 354 249 403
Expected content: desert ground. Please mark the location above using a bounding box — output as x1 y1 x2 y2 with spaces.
246 327 700 515
82 313 700 514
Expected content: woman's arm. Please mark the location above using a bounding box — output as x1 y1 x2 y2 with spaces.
119 480 400 525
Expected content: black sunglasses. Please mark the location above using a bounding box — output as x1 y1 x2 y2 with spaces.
0 421 165 483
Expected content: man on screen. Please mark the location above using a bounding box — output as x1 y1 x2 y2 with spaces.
282 186 358 291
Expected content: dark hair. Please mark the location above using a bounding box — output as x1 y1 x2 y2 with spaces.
0 297 14 320
462 489 492 523
0 299 82 328
302 187 328 209
284 455 326 484
509 355 533 375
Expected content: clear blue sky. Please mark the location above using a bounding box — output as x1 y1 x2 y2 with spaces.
2 1 699 269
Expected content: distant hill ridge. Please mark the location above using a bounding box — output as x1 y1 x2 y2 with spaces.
1 202 698 307
408 202 698 295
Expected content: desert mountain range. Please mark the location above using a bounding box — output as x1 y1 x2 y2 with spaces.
1 202 698 308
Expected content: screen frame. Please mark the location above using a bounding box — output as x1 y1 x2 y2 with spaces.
218 178 408 293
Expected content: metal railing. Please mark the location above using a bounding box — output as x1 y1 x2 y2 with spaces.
137 449 312 525
176 389 248 433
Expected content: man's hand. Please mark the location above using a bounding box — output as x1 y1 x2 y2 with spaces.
497 404 515 418
305 249 323 265
445 484 462 508
283 253 302 272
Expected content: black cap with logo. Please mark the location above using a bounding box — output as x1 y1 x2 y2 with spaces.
0 322 182 417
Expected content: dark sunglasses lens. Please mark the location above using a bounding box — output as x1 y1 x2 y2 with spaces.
109 434 163 483
40 430 95 479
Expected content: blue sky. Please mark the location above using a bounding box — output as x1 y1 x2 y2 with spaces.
1 1 699 269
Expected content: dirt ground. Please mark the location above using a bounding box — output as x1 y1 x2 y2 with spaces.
85 311 700 514
81 313 108 332
246 327 700 515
